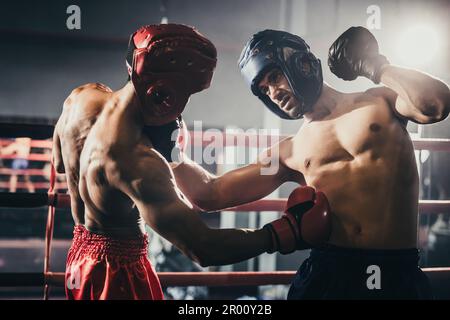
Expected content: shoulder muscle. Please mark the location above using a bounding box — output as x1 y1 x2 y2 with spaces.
365 86 408 127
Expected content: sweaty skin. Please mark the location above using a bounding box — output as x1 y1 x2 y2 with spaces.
53 81 271 266
173 65 450 250
53 83 109 225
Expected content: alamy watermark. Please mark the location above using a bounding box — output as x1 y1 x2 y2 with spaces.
170 121 281 176
66 264 81 290
366 264 381 290
366 5 381 30
66 5 81 30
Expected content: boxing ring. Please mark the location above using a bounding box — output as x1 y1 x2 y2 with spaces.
0 123 450 299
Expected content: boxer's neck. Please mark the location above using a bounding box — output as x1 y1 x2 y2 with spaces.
109 81 147 145
303 84 341 122
116 81 145 127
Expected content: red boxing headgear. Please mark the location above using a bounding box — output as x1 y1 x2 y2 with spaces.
126 24 217 125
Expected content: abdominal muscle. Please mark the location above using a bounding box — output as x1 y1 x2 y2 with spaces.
306 154 418 249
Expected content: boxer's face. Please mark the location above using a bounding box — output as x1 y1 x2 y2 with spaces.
258 68 301 118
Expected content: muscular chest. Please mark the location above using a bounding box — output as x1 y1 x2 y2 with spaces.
285 100 395 174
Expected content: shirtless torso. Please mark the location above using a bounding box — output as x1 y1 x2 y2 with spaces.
54 81 271 265
280 87 417 249
174 66 448 251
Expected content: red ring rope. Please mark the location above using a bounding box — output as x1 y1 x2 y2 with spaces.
43 162 56 300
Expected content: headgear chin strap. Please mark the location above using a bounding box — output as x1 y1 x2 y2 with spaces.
126 24 217 125
238 30 323 119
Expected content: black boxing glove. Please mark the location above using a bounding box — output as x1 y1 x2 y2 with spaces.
142 116 186 162
263 186 332 254
328 26 389 84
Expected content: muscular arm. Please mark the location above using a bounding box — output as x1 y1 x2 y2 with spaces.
52 120 65 173
380 65 450 124
116 149 272 267
172 139 299 211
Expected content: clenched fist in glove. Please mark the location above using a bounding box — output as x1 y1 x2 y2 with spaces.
264 186 332 254
328 26 389 84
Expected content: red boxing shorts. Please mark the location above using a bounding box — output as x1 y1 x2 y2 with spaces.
65 225 164 300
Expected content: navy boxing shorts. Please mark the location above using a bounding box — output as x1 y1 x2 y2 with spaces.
288 244 433 300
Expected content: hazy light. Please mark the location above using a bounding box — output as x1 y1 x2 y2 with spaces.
396 25 439 67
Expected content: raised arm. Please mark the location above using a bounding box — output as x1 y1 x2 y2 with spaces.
115 148 272 267
379 66 450 124
328 26 450 125
172 137 300 211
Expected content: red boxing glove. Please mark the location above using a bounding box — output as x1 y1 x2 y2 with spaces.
264 186 332 254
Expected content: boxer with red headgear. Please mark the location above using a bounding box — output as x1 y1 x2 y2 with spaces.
53 24 278 300
125 24 216 125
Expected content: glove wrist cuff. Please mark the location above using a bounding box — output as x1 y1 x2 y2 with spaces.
370 54 390 84
262 224 278 254
263 215 298 254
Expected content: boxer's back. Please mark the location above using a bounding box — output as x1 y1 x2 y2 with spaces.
76 84 149 236
54 83 111 225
